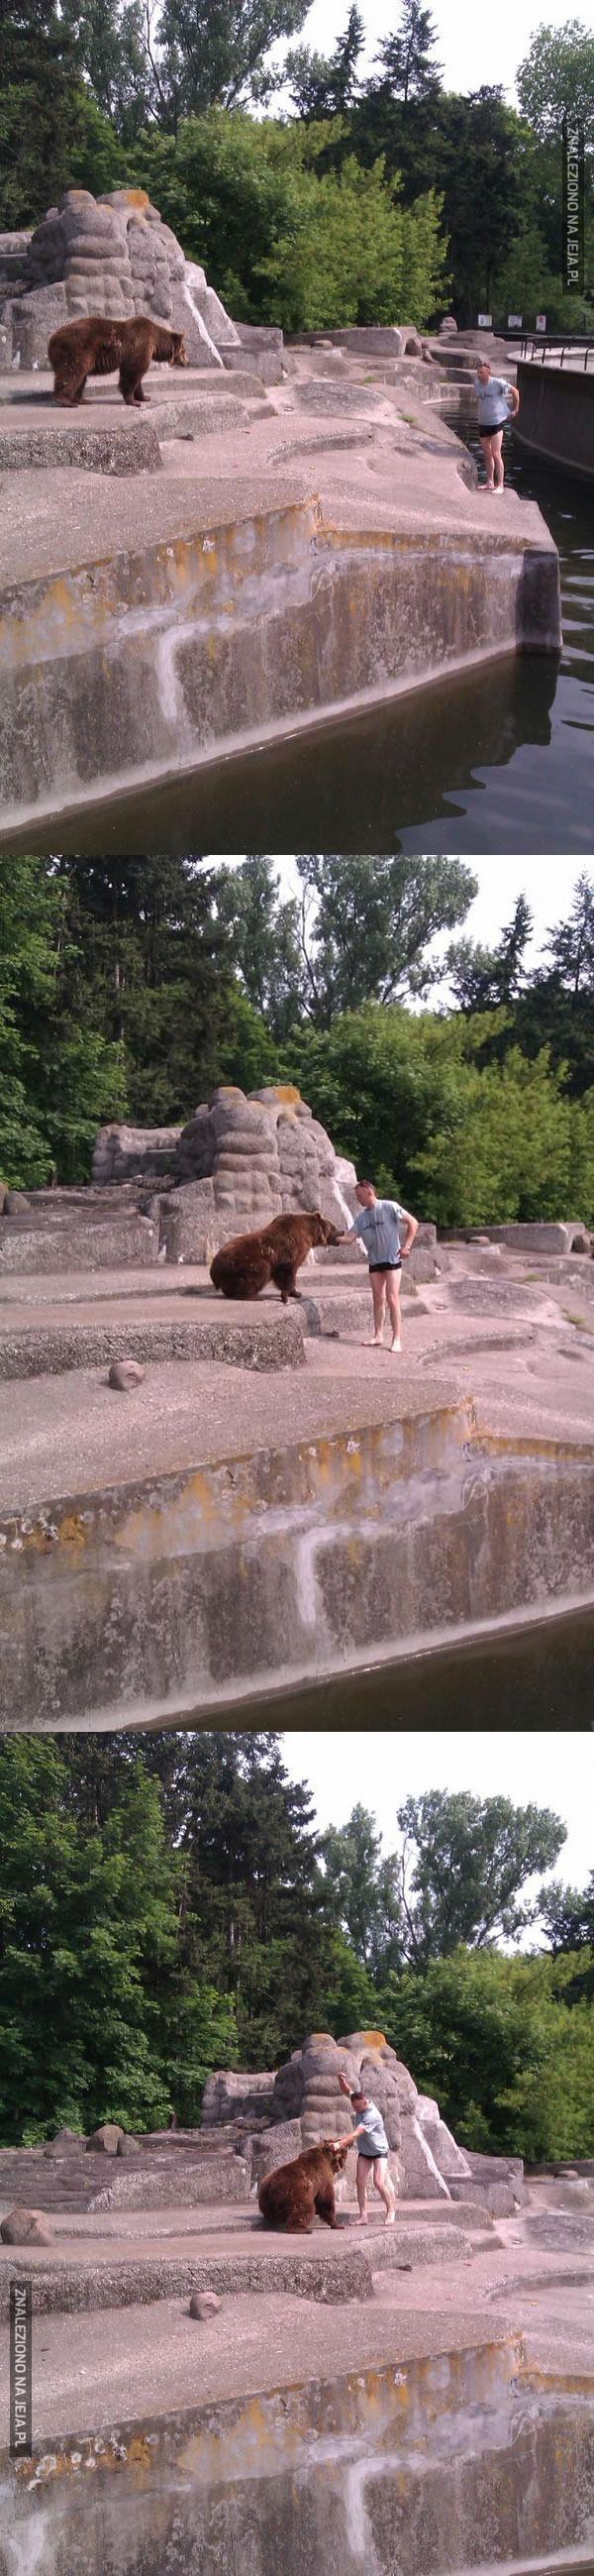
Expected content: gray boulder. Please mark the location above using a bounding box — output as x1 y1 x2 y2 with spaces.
1 2204 54 2245
86 2122 125 2155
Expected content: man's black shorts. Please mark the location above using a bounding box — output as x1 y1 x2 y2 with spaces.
368 1260 402 1273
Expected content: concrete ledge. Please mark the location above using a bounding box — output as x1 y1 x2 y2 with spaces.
0 1309 306 1378
2 1403 593 1727
0 412 560 832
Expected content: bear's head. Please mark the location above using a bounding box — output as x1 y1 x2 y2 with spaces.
311 1216 343 1247
324 2141 349 2174
170 332 188 367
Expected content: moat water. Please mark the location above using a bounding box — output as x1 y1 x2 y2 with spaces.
156 1601 594 1732
19 435 593 858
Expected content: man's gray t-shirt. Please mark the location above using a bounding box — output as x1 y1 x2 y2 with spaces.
352 1199 406 1265
353 2101 389 2159
474 376 512 427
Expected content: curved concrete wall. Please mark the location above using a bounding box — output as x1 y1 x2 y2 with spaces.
2 1406 594 1726
515 362 594 482
1 2345 593 2576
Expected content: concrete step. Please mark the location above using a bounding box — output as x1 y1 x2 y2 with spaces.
0 2218 471 2317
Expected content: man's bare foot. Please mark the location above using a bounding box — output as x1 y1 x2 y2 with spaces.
354 2211 368 2224
365 1335 384 1346
389 1339 402 1353
384 2209 396 2226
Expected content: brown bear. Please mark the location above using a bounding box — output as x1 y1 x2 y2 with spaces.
210 1212 342 1305
258 2141 348 2234
48 315 188 408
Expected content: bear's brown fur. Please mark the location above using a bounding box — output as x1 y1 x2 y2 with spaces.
48 315 188 408
210 1212 342 1305
258 2141 348 2234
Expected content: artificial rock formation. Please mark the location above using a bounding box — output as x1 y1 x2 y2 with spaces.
203 2031 477 2206
1 186 240 372
95 1085 363 1264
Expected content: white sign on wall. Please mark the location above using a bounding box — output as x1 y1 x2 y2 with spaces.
536 313 546 331
477 313 492 328
507 313 523 329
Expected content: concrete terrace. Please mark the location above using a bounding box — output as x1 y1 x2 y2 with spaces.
0 342 560 839
1 1245 593 1726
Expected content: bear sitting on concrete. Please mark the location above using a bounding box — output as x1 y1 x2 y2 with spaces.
48 315 187 408
210 1212 342 1304
258 2141 348 2233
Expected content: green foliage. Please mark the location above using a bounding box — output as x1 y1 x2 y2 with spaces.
0 0 125 225
373 0 443 106
284 1003 594 1227
0 1741 591 2159
0 1737 235 2139
517 19 594 145
218 857 477 1035
127 109 446 325
379 1947 594 2161
258 152 446 330
286 5 364 121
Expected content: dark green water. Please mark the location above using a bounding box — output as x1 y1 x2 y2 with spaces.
160 1601 594 1732
14 436 593 858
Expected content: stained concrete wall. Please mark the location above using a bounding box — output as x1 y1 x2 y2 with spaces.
515 364 594 483
0 496 560 835
2 1405 594 1727
2 2344 593 2576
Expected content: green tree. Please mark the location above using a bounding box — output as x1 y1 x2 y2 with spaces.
544 872 594 999
320 1804 403 1970
285 857 477 1027
378 1947 594 2158
258 149 446 331
0 1738 232 2140
0 859 126 1187
58 0 150 136
373 0 443 106
287 5 364 119
446 895 534 1013
0 0 124 224
393 1792 566 1967
146 0 310 128
214 858 303 1030
517 20 594 145
540 1870 594 1953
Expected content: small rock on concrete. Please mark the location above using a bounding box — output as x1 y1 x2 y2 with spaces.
4 1191 29 1215
108 1359 146 1391
1 2204 54 2244
116 2134 140 2156
86 2122 125 2154
189 2291 223 2320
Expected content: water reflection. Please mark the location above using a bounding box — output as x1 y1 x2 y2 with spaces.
6 447 593 858
174 1602 593 1734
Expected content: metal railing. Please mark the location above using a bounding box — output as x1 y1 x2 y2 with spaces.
502 331 594 372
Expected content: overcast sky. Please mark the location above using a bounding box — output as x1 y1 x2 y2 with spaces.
270 0 585 113
280 1729 593 1935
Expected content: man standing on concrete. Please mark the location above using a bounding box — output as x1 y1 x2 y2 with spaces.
336 2074 396 2226
474 358 520 491
337 1180 419 1352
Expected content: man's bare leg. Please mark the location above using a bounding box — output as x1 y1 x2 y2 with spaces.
355 2158 369 2221
373 2158 396 2223
386 1273 402 1351
366 1273 386 1346
492 428 505 487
